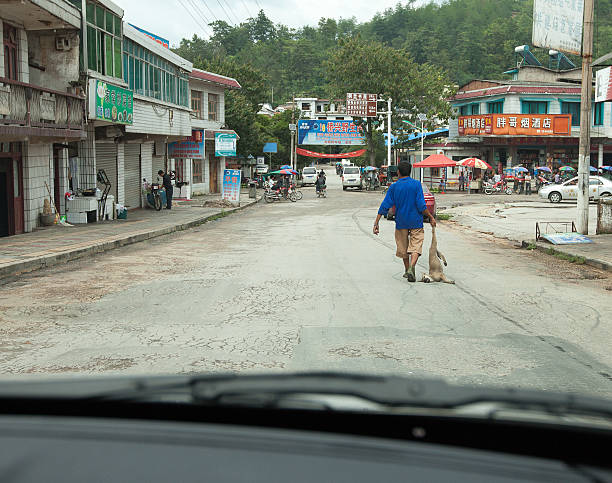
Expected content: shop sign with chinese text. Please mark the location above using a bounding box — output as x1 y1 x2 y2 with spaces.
596 67 612 103
532 0 584 55
458 114 571 136
215 132 238 157
168 130 204 159
346 93 377 117
298 119 366 145
222 169 241 204
90 79 133 125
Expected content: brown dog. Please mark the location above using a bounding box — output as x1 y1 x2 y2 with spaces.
421 226 455 284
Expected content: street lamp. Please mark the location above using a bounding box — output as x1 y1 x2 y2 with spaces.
417 113 427 182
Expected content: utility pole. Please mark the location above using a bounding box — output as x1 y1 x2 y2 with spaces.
291 95 295 170
577 0 594 234
417 113 427 183
387 98 392 166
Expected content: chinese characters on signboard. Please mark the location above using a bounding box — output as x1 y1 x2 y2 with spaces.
458 114 571 136
298 120 366 146
168 130 204 158
532 0 584 55
93 80 133 125
596 66 612 103
222 169 241 204
215 132 238 157
346 93 377 117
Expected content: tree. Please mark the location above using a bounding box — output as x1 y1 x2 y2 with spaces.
326 37 455 165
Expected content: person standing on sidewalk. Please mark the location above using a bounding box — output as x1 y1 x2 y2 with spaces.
158 170 173 210
373 162 437 282
458 172 465 191
525 171 532 195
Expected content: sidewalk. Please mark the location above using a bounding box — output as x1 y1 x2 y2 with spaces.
442 199 612 272
0 191 260 280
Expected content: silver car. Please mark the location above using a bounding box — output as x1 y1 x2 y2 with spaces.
539 175 612 203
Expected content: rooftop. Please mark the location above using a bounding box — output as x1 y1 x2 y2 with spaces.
190 69 241 89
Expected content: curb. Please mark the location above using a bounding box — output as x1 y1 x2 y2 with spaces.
0 198 261 282
521 241 612 272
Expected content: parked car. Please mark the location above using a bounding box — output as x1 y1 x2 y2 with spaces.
386 182 436 222
342 166 363 190
301 167 318 186
539 176 612 203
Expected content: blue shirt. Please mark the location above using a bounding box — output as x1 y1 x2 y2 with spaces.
378 177 427 229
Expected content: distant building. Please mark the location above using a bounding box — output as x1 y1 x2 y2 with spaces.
295 97 351 121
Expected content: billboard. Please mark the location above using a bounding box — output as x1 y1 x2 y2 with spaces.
458 114 571 136
89 79 133 125
596 67 612 103
168 130 204 158
222 169 241 203
298 120 366 146
346 93 377 117
532 0 584 55
215 132 237 157
128 24 170 49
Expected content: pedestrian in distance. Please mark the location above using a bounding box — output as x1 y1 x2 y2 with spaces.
458 172 465 191
554 171 561 184
525 171 532 195
158 170 173 210
373 161 437 282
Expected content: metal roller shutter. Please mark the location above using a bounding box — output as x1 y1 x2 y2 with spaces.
95 142 117 200
152 155 165 183
124 144 141 209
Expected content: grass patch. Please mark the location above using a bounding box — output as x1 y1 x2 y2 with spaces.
545 247 586 264
436 212 453 221
524 242 537 250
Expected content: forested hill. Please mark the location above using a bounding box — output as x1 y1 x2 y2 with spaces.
174 0 612 103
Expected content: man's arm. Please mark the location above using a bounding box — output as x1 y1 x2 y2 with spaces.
423 208 436 227
374 186 394 235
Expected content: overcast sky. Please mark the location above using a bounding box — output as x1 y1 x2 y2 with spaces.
113 0 411 47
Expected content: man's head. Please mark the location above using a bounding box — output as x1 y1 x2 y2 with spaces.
158 170 164 176
398 161 412 178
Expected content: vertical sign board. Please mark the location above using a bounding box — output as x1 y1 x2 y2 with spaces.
532 0 584 55
346 93 377 117
596 66 612 103
222 169 241 204
215 132 237 157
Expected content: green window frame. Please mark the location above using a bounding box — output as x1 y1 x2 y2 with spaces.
487 100 504 114
85 1 122 78
561 101 580 126
521 101 548 114
470 103 480 115
593 102 604 126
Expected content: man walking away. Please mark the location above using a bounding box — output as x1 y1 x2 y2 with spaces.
374 162 437 282
459 172 465 191
525 171 532 195
158 170 173 210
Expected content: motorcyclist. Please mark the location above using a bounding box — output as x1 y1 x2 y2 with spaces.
315 171 326 195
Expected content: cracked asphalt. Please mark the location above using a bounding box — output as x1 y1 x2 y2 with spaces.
0 167 611 398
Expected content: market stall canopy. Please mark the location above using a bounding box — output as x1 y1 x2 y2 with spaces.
268 169 298 175
560 166 576 171
412 154 456 168
535 166 552 172
589 166 598 172
457 157 493 170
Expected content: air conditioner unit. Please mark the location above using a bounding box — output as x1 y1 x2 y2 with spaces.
55 36 71 51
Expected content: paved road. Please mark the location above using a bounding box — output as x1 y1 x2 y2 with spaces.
0 167 611 398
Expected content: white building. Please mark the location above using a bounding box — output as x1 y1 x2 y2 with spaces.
0 0 85 235
295 97 351 121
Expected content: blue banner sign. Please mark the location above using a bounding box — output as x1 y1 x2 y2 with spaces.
222 169 241 203
298 120 366 146
168 130 204 159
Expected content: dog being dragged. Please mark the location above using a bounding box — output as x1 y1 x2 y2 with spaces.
421 226 455 284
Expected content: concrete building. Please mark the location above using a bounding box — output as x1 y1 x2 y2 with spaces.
0 0 85 236
295 97 351 121
171 68 240 197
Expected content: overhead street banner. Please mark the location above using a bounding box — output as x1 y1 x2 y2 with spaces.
346 93 377 117
458 114 571 136
296 148 366 158
532 0 584 55
298 120 366 146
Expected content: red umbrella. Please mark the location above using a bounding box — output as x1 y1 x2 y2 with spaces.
413 154 456 168
456 157 492 170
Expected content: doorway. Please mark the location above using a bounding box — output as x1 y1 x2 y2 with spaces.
209 157 219 193
0 156 24 237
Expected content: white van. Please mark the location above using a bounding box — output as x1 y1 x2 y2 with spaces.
342 166 362 190
302 167 318 185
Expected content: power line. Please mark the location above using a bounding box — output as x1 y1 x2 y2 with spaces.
177 0 211 37
187 0 212 27
198 0 220 23
221 0 241 24
254 0 263 12
240 0 252 18
215 0 234 25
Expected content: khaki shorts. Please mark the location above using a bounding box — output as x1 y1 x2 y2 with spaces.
395 228 425 258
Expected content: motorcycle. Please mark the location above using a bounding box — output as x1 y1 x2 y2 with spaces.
484 181 513 195
264 187 297 203
316 185 327 198
143 178 163 211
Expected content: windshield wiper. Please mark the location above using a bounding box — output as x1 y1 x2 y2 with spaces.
50 372 612 420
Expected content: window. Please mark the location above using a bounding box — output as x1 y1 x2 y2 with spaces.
191 91 202 118
487 101 504 114
561 102 580 126
594 102 604 126
3 23 18 81
470 103 480 115
192 159 203 183
122 38 190 107
459 105 469 116
208 93 219 121
85 1 122 78
301 103 310 110
521 101 548 114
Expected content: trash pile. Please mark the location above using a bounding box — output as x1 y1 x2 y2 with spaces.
203 199 235 208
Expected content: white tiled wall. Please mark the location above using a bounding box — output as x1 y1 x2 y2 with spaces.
0 22 4 79
23 142 53 233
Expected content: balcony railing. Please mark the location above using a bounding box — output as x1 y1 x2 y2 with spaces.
0 77 85 133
